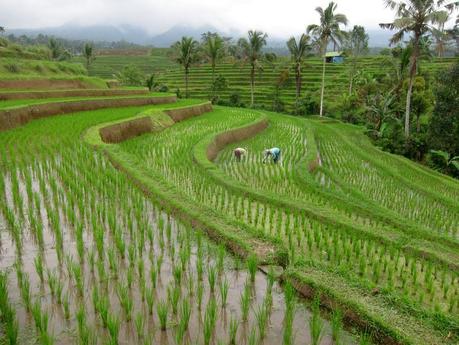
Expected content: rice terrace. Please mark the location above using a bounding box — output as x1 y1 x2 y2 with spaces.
0 0 459 344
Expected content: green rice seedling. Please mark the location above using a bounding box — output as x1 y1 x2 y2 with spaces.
217 245 225 274
197 282 204 310
187 273 195 296
207 265 217 293
197 255 204 281
240 282 251 322
267 267 275 294
309 295 324 345
126 266 134 289
72 262 84 296
145 287 154 314
229 316 239 345
283 299 295 345
56 279 63 305
47 270 57 297
359 332 371 345
247 327 258 345
168 284 180 315
255 302 269 339
247 255 258 283
117 282 133 321
203 297 217 345
150 265 157 289
88 249 95 273
138 258 145 280
176 298 192 344
173 264 183 286
34 255 45 284
63 294 70 320
331 309 343 344
128 243 136 267
157 299 169 331
156 254 163 276
135 312 145 340
107 312 120 344
220 278 229 308
98 295 110 328
19 273 31 311
107 247 118 278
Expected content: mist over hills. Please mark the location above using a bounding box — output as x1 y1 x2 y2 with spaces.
7 23 394 48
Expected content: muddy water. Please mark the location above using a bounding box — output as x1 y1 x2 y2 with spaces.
1 162 358 345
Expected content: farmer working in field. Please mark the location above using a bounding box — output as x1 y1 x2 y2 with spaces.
263 147 281 164
233 147 247 162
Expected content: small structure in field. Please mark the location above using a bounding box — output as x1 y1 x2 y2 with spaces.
325 51 345 63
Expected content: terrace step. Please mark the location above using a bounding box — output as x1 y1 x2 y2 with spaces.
0 88 149 100
0 78 103 90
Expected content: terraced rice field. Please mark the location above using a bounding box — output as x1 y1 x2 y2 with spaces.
78 52 457 111
0 79 457 345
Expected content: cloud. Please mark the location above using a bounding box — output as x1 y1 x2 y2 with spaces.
0 0 456 38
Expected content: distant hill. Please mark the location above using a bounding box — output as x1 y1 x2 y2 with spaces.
7 23 394 48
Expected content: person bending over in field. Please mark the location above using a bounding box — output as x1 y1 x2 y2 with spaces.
263 147 281 164
233 147 247 162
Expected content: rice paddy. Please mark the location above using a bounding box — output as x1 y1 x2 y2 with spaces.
0 79 457 345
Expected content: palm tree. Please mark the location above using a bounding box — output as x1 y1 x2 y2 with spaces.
432 11 451 57
172 37 199 98
307 2 348 117
0 26 4 34
286 34 311 112
83 43 96 70
237 30 268 107
380 0 458 137
201 32 226 84
345 26 369 95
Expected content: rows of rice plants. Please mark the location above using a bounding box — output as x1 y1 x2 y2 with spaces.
0 99 360 344
114 106 459 341
313 123 459 240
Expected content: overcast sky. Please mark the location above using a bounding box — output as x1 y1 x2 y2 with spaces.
0 0 456 38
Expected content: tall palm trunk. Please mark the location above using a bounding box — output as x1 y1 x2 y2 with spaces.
250 63 255 107
185 66 189 98
405 34 420 137
294 62 302 115
349 59 356 95
211 61 216 84
319 55 326 117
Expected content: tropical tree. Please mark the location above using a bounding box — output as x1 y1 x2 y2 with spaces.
307 2 348 117
171 37 199 98
83 43 96 70
380 0 458 137
0 26 4 34
201 32 226 84
344 25 369 95
432 11 451 57
286 34 311 112
237 30 268 107
48 38 62 60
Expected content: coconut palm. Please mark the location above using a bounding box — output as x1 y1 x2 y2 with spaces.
380 0 458 137
0 26 4 34
83 43 96 70
344 26 369 95
307 2 348 117
432 11 451 57
286 34 311 112
172 37 199 98
201 32 226 84
48 38 61 60
237 30 268 107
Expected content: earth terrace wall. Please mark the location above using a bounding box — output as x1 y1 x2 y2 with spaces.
99 116 153 144
96 101 214 144
0 79 96 90
0 89 148 100
164 102 213 122
0 95 177 131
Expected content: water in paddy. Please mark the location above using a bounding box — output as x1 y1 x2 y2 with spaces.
0 160 359 345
